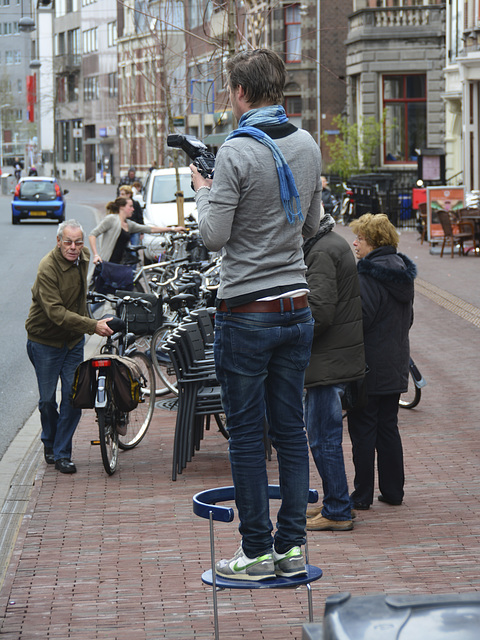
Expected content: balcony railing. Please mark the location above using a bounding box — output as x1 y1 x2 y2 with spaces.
349 6 444 33
55 53 81 72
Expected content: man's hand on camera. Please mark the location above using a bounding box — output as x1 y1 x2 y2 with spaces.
190 163 213 192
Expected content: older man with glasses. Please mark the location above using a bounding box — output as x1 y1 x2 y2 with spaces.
26 220 113 474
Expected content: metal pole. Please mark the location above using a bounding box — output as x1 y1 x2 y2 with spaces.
0 105 11 174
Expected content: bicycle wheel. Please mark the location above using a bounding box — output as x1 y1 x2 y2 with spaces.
97 404 120 475
118 350 155 449
150 325 178 396
399 368 421 409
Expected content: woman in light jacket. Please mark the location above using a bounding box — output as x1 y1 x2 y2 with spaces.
88 196 183 265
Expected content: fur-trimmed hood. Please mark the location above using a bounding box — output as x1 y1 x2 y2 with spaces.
358 246 417 304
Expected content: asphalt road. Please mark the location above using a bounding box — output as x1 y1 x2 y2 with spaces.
0 183 106 460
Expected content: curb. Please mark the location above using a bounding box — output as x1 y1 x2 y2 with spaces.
0 332 105 592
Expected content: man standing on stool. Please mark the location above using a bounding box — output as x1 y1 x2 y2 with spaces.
26 220 113 474
192 49 322 581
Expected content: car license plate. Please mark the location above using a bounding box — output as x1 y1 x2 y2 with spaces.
30 211 47 216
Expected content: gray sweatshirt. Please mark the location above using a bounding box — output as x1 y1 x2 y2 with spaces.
197 126 322 305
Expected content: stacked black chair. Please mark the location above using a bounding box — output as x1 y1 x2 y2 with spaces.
163 321 224 480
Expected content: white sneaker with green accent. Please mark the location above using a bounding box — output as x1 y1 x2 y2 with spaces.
273 546 307 577
215 546 275 581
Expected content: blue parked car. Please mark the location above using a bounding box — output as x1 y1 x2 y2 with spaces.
11 177 68 225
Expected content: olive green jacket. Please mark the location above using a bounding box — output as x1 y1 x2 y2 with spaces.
26 246 98 349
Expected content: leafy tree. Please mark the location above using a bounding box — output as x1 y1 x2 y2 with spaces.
322 111 387 180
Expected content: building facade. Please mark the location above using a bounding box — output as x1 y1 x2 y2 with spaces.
445 0 480 191
345 0 446 181
0 0 36 171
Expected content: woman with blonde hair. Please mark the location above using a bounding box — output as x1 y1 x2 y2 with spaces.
348 213 417 510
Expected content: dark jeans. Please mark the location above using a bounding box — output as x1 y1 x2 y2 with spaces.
27 338 84 461
347 393 404 506
214 306 314 558
305 384 352 520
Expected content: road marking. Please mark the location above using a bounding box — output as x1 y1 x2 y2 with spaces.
416 278 480 328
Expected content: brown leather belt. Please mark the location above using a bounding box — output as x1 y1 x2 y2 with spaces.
218 294 309 313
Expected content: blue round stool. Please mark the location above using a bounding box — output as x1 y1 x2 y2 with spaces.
193 485 323 639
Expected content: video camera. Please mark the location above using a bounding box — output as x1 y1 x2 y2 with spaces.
167 134 215 180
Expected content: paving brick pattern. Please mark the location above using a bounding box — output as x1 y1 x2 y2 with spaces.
0 228 479 639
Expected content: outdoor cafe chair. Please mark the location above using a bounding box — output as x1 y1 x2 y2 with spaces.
437 210 477 258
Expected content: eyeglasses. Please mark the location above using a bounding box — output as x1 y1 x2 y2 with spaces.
62 239 84 247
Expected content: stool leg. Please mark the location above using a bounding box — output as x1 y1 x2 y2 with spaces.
306 582 314 622
304 536 314 622
209 512 220 640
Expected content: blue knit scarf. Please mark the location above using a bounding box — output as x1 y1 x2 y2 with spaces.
226 105 303 224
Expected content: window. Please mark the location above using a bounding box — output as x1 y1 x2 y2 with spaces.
84 76 99 101
61 121 70 162
17 78 22 93
107 21 116 47
67 28 79 55
285 95 302 128
14 50 21 64
5 51 13 64
67 74 78 102
83 27 98 53
56 32 65 56
383 74 426 163
108 72 117 98
285 4 301 63
72 119 82 162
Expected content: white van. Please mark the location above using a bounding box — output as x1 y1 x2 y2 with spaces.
142 166 197 261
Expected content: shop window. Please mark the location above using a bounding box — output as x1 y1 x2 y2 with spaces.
383 74 426 163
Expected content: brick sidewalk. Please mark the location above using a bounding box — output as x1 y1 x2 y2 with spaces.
0 229 479 639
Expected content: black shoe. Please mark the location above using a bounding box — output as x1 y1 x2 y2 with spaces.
378 495 402 506
352 502 370 511
44 446 55 465
55 458 77 474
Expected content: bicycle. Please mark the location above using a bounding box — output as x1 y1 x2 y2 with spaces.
399 357 426 409
85 292 156 474
149 260 220 396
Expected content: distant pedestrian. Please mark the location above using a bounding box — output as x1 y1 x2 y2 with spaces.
303 213 365 532
348 213 417 510
321 176 337 217
14 157 24 182
28 166 38 176
117 166 136 195
26 220 113 474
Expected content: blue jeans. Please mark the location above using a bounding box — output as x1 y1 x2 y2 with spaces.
27 339 84 461
214 306 314 558
305 384 352 521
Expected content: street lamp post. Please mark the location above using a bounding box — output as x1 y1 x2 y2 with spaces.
0 104 11 174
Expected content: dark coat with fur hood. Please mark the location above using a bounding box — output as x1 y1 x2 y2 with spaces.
303 216 365 387
357 246 417 394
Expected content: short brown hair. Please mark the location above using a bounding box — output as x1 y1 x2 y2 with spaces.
350 213 399 249
226 49 286 107
119 184 133 196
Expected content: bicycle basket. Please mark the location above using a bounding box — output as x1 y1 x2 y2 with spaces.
109 355 145 412
116 290 163 335
71 355 145 412
71 359 97 409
